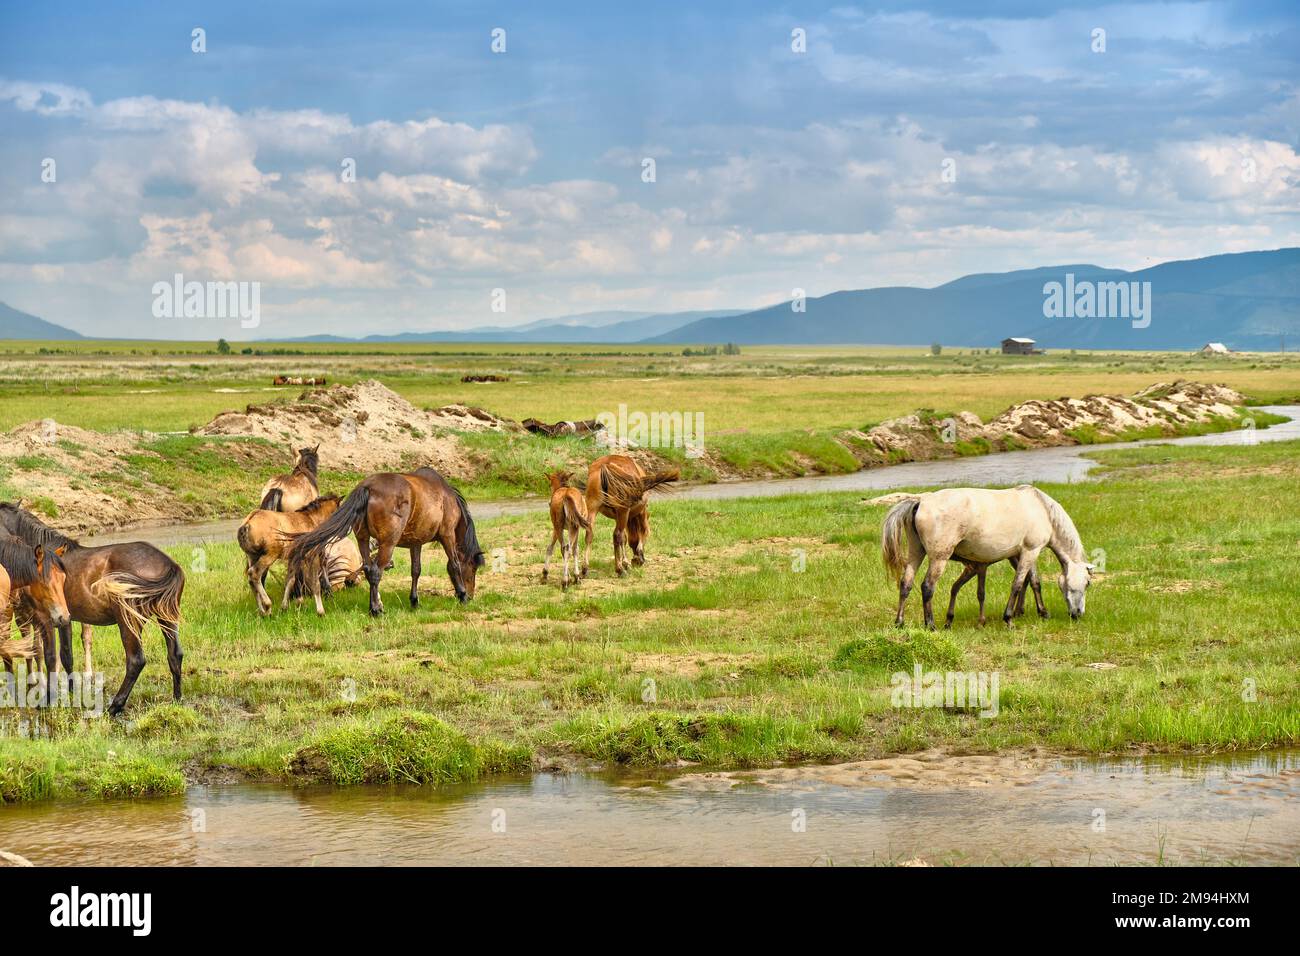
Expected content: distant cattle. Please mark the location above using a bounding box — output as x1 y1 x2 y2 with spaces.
523 418 606 438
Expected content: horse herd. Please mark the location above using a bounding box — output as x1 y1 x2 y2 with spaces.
0 443 1092 718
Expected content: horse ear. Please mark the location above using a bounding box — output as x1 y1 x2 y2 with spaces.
33 544 44 564
312 443 320 454
54 545 67 556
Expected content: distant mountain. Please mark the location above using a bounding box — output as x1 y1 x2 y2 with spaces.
646 249 1300 351
0 301 84 340
277 308 745 344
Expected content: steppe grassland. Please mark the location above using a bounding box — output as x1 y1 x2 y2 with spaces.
2 439 1296 801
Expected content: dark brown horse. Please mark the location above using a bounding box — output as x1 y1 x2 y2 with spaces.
259 444 319 511
0 503 185 715
584 455 678 575
0 534 71 681
286 467 483 616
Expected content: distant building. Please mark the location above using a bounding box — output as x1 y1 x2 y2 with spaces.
1001 337 1040 355
1199 342 1231 356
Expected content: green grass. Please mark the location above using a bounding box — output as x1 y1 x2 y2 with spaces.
1 438 1297 802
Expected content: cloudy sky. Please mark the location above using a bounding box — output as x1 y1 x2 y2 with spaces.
1 0 1298 339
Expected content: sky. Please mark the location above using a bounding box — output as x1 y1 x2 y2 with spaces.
1 0 1298 339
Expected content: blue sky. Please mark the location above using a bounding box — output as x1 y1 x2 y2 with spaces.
1 1 1297 338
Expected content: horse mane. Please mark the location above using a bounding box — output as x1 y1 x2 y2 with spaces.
294 447 320 479
0 502 81 553
1027 487 1085 562
412 467 484 567
298 494 340 516
0 535 50 586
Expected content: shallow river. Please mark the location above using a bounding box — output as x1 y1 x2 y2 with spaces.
5 750 1296 866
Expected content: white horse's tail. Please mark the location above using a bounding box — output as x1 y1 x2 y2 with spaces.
1026 486 1085 561
881 496 923 579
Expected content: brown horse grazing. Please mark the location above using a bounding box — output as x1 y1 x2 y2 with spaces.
280 532 364 615
0 503 185 716
542 471 591 589
584 455 678 575
236 494 342 614
259 444 319 511
286 466 484 617
0 536 71 679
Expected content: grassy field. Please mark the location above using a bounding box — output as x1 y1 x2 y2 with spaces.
2 438 1296 802
3 341 1299 435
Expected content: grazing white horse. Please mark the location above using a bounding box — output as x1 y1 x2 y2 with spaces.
881 485 1094 628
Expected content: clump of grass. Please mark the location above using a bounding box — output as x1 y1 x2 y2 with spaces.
831 632 963 673
556 710 847 767
0 751 54 802
87 759 185 799
132 703 202 739
287 711 528 785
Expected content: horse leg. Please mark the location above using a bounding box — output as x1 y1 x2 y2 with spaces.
976 567 988 626
582 517 593 577
1008 558 1027 617
568 526 580 587
944 564 978 629
81 624 94 677
161 619 183 702
1029 565 1049 618
920 551 952 631
367 541 394 617
249 555 275 615
108 618 146 716
1003 550 1042 625
613 512 630 576
409 545 422 608
57 621 74 676
894 557 919 627
543 528 558 581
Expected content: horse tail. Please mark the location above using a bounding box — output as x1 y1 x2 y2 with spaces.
260 487 284 511
236 519 258 559
561 494 585 530
91 559 185 633
881 497 922 580
641 467 680 495
597 465 676 511
287 485 371 586
451 487 485 568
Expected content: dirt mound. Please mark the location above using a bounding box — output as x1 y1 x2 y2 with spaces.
0 421 183 532
195 379 518 473
982 381 1243 443
841 380 1246 466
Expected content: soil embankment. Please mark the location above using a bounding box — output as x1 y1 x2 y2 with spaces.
0 379 1254 533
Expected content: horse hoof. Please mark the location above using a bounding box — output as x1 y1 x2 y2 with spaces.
943 620 953 630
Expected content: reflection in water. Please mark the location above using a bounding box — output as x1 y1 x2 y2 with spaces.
4 750 1296 866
